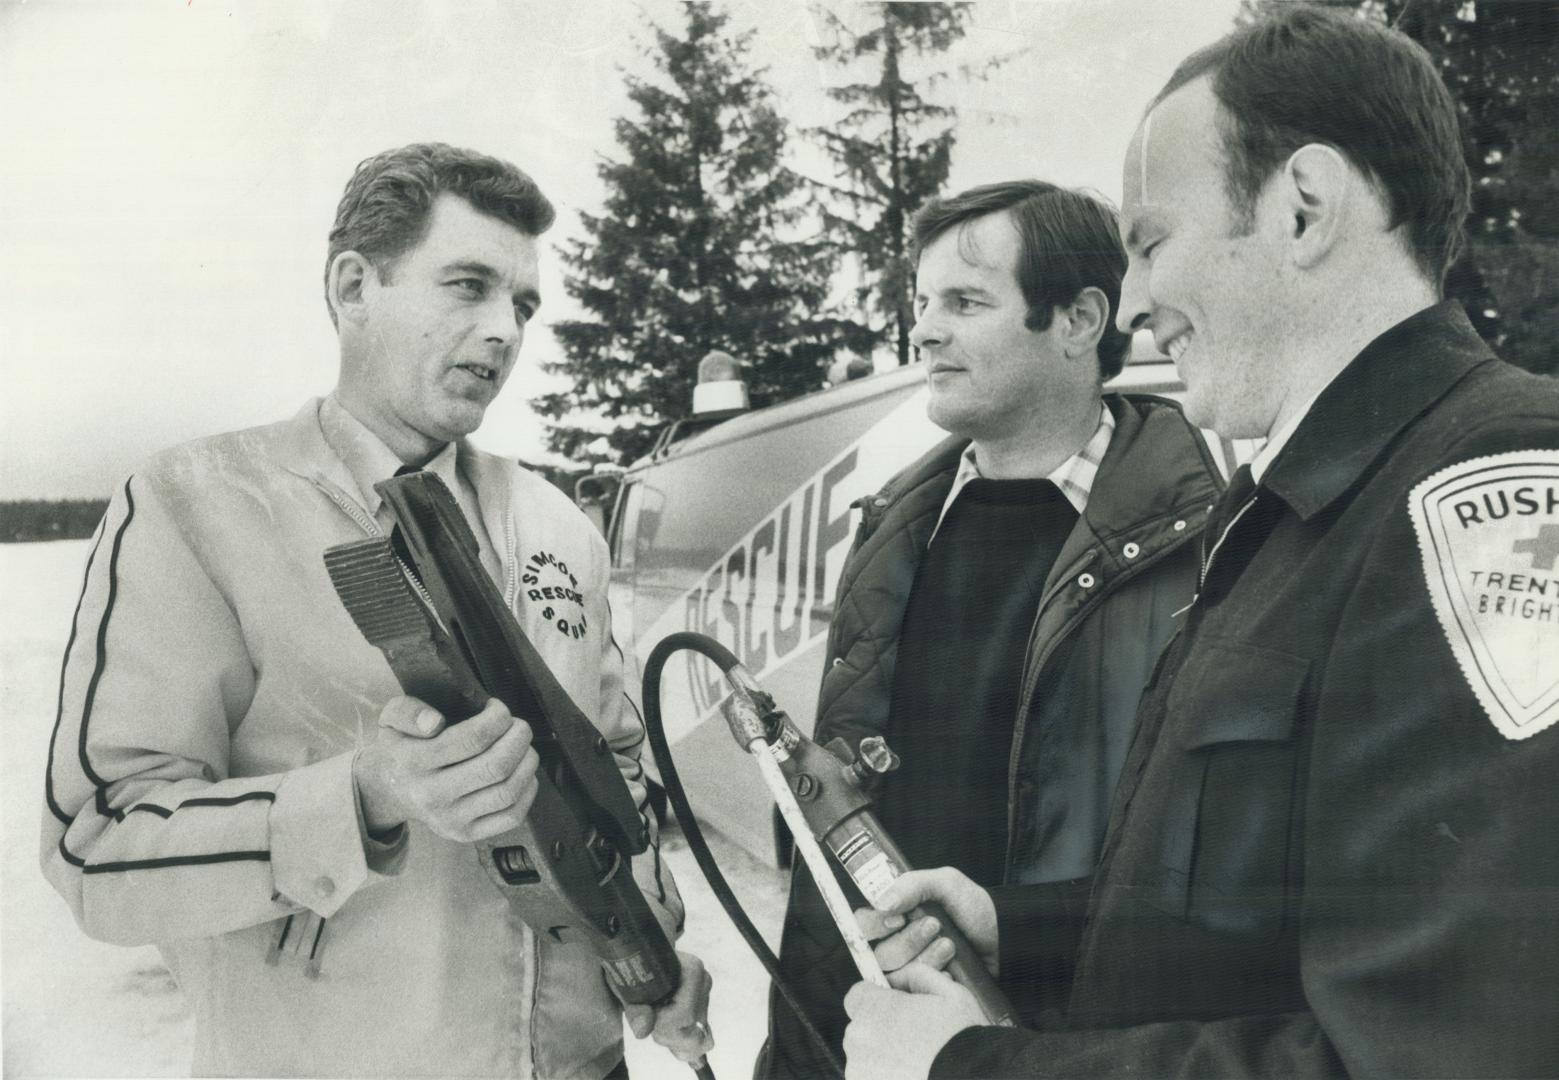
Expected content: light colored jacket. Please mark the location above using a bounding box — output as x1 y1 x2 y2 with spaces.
41 400 680 1079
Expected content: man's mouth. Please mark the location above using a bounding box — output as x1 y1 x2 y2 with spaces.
455 362 498 382
1163 332 1193 362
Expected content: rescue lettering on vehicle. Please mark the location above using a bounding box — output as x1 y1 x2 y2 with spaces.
634 387 945 738
682 449 857 712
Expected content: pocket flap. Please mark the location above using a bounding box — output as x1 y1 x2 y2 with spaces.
1177 642 1309 749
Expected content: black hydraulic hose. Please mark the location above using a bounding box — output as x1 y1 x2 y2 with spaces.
643 632 848 1080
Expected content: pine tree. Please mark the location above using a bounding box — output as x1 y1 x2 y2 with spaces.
809 3 977 366
537 4 872 466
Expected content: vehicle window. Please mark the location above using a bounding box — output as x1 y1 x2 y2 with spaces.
611 482 642 571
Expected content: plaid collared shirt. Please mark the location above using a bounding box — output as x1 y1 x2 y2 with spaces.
930 402 1116 544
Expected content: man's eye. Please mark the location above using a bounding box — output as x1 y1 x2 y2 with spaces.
514 303 535 325
452 278 485 297
955 296 982 312
1142 240 1162 260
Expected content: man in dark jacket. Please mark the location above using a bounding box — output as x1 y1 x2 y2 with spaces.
757 181 1225 1078
841 9 1559 1079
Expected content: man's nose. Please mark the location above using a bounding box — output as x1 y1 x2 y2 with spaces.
482 298 523 347
909 308 943 350
1117 259 1151 335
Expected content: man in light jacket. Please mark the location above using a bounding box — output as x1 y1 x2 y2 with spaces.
42 142 711 1079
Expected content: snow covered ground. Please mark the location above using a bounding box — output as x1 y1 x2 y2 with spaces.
1 540 791 1079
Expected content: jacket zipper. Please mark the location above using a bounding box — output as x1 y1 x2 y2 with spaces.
314 480 381 539
503 497 519 610
314 479 449 625
1195 495 1259 594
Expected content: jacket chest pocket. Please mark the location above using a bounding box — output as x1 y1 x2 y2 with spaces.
1144 643 1309 943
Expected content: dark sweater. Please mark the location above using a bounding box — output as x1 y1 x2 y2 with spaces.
874 477 1079 887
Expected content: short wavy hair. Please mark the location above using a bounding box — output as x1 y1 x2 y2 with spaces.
1155 5 1469 290
323 142 555 325
912 180 1133 381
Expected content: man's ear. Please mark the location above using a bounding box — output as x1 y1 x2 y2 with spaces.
1060 287 1109 359
1276 143 1352 270
327 251 375 327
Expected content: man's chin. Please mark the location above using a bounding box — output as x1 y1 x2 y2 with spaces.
1180 389 1218 433
426 404 489 444
925 395 976 438
1182 389 1270 442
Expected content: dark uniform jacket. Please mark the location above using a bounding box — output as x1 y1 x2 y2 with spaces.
937 304 1559 1078
758 394 1223 1079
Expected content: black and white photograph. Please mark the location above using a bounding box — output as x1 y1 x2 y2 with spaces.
3 1 1557 1077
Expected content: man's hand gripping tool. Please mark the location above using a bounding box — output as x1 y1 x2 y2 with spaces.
718 660 1016 1027
323 472 684 1017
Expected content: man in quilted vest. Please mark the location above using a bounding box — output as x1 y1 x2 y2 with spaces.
758 180 1223 1079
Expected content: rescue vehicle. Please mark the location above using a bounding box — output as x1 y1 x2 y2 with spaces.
580 344 1251 866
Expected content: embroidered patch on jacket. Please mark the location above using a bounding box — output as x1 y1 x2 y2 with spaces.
521 549 589 640
1409 451 1559 740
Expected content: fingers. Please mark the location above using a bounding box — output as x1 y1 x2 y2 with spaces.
378 695 446 737
365 697 542 841
874 866 972 916
854 904 906 941
662 1019 714 1064
887 962 962 997
873 867 998 966
623 1002 654 1040
646 952 714 1062
426 699 521 768
870 915 955 973
459 750 541 841
844 979 891 1020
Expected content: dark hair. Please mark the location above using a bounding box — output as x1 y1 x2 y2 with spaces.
1155 5 1468 289
324 142 555 324
912 180 1132 380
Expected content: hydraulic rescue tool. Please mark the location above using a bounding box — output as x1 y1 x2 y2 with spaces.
324 472 711 1080
641 633 1016 1080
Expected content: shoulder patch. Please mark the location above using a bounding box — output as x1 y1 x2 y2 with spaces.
1409 452 1559 740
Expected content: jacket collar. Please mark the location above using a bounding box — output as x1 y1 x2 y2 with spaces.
857 433 968 534
1262 301 1494 521
858 394 1223 553
274 398 361 496
1084 393 1222 541
272 397 505 523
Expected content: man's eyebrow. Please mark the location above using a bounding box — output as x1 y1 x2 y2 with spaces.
935 283 999 299
914 283 996 306
442 259 499 279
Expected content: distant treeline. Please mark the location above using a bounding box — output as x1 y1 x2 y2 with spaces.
1 500 109 543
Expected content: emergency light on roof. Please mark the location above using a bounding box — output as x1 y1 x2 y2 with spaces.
692 350 751 416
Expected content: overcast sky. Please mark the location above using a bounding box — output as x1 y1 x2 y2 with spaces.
0 0 1240 499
